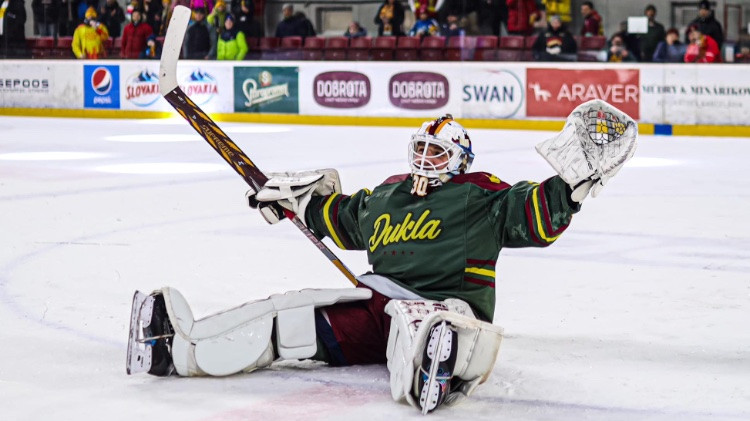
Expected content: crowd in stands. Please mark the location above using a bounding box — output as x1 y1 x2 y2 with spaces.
2 0 750 63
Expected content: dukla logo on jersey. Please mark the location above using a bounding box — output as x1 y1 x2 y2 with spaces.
84 65 120 109
125 69 160 107
180 69 218 106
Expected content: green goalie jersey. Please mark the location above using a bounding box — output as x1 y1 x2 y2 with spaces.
304 172 581 322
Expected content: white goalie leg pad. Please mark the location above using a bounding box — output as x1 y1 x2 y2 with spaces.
384 299 504 408
535 99 638 200
161 286 371 377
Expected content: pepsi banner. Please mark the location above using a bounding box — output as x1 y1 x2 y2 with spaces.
84 65 120 109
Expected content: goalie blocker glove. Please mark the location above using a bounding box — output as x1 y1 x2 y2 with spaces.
535 99 638 202
246 169 342 225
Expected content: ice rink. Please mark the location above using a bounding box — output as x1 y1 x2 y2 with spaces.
1 115 748 421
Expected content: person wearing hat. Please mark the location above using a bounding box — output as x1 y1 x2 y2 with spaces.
72 6 110 59
216 13 247 60
183 6 216 59
140 33 162 59
686 0 723 48
532 14 577 62
208 0 228 36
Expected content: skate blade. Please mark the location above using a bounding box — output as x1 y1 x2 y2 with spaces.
126 291 154 375
418 321 455 415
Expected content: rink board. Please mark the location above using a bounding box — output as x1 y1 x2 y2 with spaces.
1 60 750 134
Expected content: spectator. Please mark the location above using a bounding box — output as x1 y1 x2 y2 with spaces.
476 0 507 36
293 10 315 37
32 0 61 38
541 0 571 24
217 13 247 59
191 0 214 15
687 0 723 48
182 6 215 59
230 0 251 20
139 33 161 58
58 0 78 36
274 4 314 38
207 0 228 36
233 0 262 39
163 0 190 35
440 13 464 38
0 0 29 58
142 0 163 35
652 27 685 63
409 6 439 37
580 1 601 37
121 8 152 58
99 0 124 38
606 33 635 62
735 44 750 63
344 21 367 39
72 6 109 58
613 20 641 61
638 4 665 62
374 0 405 36
506 0 539 36
684 24 719 63
532 14 576 61
410 0 441 18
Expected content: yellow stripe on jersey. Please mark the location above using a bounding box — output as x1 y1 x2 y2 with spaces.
465 267 496 277
323 193 347 249
531 186 561 243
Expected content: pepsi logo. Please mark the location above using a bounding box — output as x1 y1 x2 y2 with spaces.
91 67 113 95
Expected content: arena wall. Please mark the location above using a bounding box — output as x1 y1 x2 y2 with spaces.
2 59 750 137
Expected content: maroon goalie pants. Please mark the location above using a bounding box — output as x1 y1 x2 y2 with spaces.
314 286 392 366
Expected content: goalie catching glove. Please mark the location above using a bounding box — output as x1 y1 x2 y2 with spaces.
246 169 342 224
536 99 638 202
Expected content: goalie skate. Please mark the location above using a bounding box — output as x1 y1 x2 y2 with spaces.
415 320 458 414
126 290 175 376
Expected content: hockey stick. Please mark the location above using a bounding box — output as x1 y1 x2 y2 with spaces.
158 6 358 286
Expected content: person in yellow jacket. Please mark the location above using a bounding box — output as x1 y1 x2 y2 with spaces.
216 14 247 60
543 0 571 23
72 7 110 59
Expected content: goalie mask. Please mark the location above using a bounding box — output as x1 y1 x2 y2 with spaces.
409 115 474 196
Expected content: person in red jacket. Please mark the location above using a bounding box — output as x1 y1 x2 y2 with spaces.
684 24 719 63
580 1 602 36
120 8 153 59
506 0 539 35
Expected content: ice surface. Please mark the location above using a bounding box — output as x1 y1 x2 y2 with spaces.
0 116 748 420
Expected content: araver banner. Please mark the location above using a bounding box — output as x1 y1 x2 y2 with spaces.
526 68 640 119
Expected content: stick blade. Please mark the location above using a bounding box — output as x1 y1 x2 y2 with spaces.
159 5 191 95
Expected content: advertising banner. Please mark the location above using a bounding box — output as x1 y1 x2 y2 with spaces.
640 65 750 125
84 64 120 109
526 68 640 119
0 63 54 108
313 71 371 109
460 67 526 119
234 66 299 113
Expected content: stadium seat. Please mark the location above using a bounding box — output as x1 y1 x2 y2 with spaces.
278 36 303 60
29 37 55 58
371 36 396 61
103 38 114 57
497 35 524 61
259 37 280 60
302 36 325 60
324 36 349 60
55 36 73 58
579 35 606 50
420 36 445 61
347 36 372 61
474 35 498 60
522 35 538 61
112 37 122 57
394 36 420 61
444 36 475 61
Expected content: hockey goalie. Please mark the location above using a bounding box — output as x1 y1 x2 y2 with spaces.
127 99 637 414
